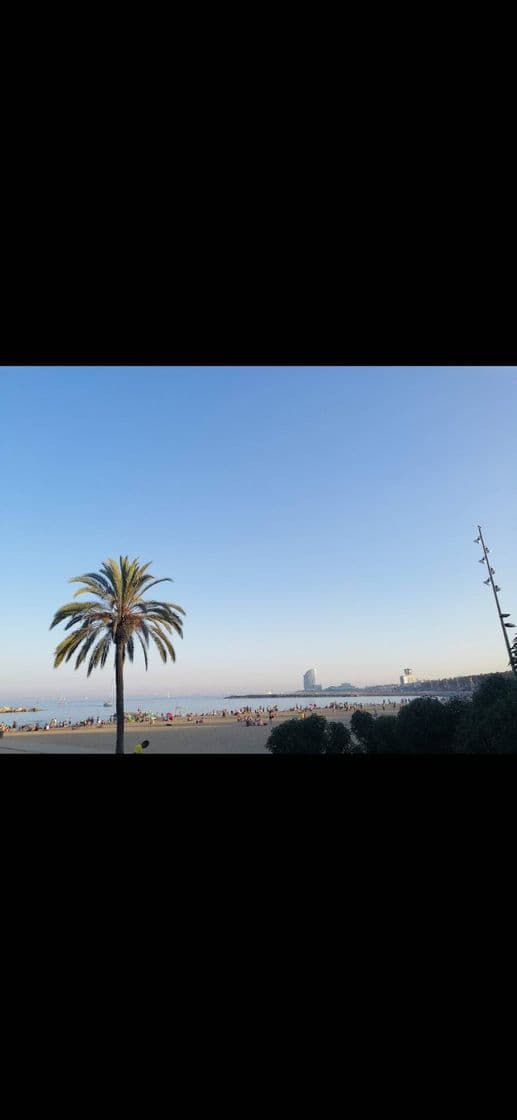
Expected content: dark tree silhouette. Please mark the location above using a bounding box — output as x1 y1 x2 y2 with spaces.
370 715 400 753
472 674 517 713
351 710 375 749
395 698 456 754
454 674 517 753
266 713 354 754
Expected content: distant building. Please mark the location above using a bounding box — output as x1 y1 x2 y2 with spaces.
399 667 415 686
303 668 318 691
327 682 357 692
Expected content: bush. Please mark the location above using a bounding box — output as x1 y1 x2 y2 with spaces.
395 698 456 754
454 676 517 753
351 710 375 748
472 673 517 713
325 719 355 753
369 715 400 753
349 696 481 754
266 712 353 754
453 700 517 753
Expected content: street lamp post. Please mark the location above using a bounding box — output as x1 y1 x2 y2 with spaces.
475 525 517 678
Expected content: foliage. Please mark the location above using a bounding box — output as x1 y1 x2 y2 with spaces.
325 719 355 753
50 557 184 674
454 674 517 753
267 680 517 755
350 710 375 748
471 673 517 713
369 715 400 753
357 679 517 754
352 697 470 754
50 556 185 753
266 713 353 754
394 698 465 754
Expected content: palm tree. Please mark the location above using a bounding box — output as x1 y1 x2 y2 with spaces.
50 556 185 753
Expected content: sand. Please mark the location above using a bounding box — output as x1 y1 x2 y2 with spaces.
0 705 403 753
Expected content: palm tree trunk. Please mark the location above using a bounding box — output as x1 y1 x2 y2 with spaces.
115 640 125 754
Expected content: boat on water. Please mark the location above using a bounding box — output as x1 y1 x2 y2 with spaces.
104 680 115 707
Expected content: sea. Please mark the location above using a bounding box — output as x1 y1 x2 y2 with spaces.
0 692 450 727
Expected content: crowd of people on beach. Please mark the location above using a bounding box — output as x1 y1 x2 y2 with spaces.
326 700 407 713
0 715 116 734
1 699 415 737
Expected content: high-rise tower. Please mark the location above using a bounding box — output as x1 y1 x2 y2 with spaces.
303 668 317 691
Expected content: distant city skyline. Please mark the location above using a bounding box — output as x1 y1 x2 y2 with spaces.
1 662 509 701
1 366 516 696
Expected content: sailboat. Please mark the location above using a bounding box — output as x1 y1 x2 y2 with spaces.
103 678 115 707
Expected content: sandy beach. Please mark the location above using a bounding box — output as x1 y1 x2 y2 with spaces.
0 704 404 753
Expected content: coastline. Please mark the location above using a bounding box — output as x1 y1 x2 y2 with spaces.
0 707 41 714
0 703 404 753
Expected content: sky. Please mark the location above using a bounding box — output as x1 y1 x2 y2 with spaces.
1 366 516 698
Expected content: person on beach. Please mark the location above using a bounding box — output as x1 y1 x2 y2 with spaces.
133 739 150 754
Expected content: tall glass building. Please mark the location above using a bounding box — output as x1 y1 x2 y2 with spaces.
303 668 317 691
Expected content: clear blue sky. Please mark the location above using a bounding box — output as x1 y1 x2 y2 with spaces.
1 367 516 697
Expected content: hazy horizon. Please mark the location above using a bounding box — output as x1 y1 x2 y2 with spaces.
0 660 509 702
1 366 516 698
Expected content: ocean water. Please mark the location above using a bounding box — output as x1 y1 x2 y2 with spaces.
0 692 450 727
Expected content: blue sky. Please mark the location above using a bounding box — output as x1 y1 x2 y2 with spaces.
1 367 516 697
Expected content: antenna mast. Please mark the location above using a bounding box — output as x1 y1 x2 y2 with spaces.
474 526 516 678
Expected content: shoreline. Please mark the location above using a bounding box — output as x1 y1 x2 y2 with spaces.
2 702 404 737
0 707 42 714
0 703 405 752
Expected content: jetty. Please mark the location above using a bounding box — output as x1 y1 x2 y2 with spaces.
0 706 41 714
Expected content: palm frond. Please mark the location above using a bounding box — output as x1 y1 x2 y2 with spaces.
53 628 91 668
50 601 102 629
125 576 173 608
100 559 123 600
52 556 185 681
148 629 169 663
138 600 186 615
138 576 172 594
149 625 177 662
135 619 151 646
65 610 112 632
87 635 112 677
74 626 105 669
137 632 149 670
141 609 184 638
70 573 113 599
144 617 184 641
